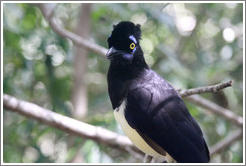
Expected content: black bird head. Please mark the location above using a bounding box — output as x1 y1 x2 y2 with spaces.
107 21 146 67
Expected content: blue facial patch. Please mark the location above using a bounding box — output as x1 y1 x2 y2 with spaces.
123 53 134 61
129 35 137 44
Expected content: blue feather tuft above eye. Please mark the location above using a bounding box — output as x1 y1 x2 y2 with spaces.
129 35 137 43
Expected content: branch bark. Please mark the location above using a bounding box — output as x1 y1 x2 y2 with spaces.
3 94 143 157
186 95 243 127
3 78 242 160
36 3 107 58
177 80 243 127
178 80 233 97
210 129 243 156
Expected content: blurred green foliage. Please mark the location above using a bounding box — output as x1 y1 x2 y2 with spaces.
3 3 243 163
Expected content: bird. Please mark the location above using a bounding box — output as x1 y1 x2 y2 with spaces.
106 21 210 163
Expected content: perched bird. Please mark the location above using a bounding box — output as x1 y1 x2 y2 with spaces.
106 21 210 163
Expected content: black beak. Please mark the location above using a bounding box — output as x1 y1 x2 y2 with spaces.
106 47 134 61
106 47 118 59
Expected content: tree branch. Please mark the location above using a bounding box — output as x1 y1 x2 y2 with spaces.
210 129 243 156
177 80 242 127
35 3 107 58
4 90 243 161
186 95 243 127
3 94 144 158
178 80 233 97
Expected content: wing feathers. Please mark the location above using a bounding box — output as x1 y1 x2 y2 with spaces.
124 77 210 162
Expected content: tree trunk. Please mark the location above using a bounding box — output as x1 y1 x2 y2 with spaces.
72 4 92 120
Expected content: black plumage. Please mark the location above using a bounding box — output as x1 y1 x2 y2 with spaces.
106 21 210 163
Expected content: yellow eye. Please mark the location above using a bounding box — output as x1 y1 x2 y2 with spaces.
130 43 135 49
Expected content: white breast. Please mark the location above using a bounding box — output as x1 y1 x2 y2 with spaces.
114 100 164 158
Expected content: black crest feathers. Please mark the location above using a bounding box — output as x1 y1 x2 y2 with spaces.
111 21 142 41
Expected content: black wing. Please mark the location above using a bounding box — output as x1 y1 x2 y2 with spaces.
125 77 210 163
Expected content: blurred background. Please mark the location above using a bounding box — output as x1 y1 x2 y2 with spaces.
2 3 244 163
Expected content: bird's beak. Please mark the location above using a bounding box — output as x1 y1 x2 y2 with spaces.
106 47 117 59
106 47 134 61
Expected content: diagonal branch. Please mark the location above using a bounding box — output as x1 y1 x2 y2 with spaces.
3 91 243 160
35 3 108 58
186 95 243 127
3 94 144 158
178 80 233 97
210 129 243 156
177 80 242 127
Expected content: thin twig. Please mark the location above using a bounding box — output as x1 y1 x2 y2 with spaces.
178 80 233 97
178 80 242 128
186 95 243 127
210 129 243 156
36 3 107 58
